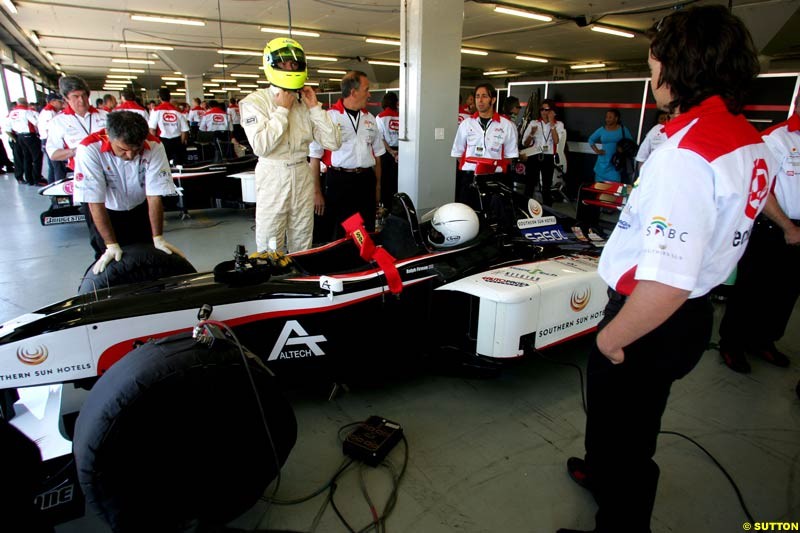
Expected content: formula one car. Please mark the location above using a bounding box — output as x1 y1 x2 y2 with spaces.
37 153 258 226
0 182 609 527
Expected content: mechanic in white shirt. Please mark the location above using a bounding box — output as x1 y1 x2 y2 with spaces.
73 111 182 272
451 83 518 209
558 6 773 533
37 93 66 183
309 70 383 240
4 97 41 185
520 98 566 205
46 76 107 171
634 110 671 173
717 92 800 373
114 89 149 121
148 88 189 166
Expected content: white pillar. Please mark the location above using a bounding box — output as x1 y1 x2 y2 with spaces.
398 0 464 214
185 76 204 103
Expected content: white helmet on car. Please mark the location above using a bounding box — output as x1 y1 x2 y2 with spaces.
428 203 479 248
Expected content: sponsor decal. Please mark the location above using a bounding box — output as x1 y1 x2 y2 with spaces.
245 116 257 125
268 320 328 361
352 229 365 246
74 172 84 182
158 169 169 179
213 115 224 123
44 214 85 225
17 345 48 365
617 219 630 229
163 112 178 123
389 118 399 131
64 181 74 194
570 287 591 312
521 224 570 243
405 265 433 274
528 199 542 217
646 216 688 247
36 480 76 511
514 162 526 175
481 276 528 287
745 158 769 219
518 216 557 229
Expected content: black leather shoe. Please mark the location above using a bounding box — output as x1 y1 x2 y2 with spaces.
720 348 751 373
747 342 790 368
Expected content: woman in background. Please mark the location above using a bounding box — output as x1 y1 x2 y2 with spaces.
588 109 632 182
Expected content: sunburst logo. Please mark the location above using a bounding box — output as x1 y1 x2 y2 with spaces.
648 216 670 235
17 345 48 365
570 287 591 312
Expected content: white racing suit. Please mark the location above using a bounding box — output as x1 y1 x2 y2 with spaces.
240 86 341 252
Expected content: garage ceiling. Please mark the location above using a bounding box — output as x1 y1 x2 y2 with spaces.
1 0 798 97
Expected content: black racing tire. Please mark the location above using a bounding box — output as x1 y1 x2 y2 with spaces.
72 333 297 532
78 243 197 294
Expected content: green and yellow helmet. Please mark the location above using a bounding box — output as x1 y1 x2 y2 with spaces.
263 37 307 90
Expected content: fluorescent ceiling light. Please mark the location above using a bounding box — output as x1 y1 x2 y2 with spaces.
591 25 634 38
3 1 17 14
328 78 342 81
494 6 551 22
161 76 184 81
211 78 237 83
306 55 337 62
203 83 220 87
483 70 508 76
217 49 261 56
210 89 229 93
165 81 177 85
174 89 185 92
110 68 144 73
112 58 155 64
515 55 548 63
365 38 401 46
317 69 346 75
570 63 606 69
44 52 55 62
237 84 258 88
256 80 270 84
141 88 146 91
204 93 213 97
368 60 400 66
107 74 138 79
213 63 228 68
231 73 259 78
28 31 40 46
461 48 488 56
304 82 319 86
260 27 319 38
121 43 174 51
174 71 181 75
131 14 205 26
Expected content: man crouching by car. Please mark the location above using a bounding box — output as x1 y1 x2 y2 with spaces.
73 111 185 274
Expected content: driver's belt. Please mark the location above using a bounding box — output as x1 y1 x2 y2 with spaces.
341 213 403 294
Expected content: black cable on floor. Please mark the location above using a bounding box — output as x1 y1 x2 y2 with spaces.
535 343 756 524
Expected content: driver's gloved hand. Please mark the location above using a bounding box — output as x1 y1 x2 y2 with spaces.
92 243 123 274
153 235 185 257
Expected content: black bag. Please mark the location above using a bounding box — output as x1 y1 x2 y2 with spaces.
611 127 638 183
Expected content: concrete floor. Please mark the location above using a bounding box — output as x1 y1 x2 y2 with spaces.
1 174 798 532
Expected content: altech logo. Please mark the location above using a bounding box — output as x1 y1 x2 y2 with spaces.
268 320 328 361
17 345 48 365
746 158 770 219
570 287 591 312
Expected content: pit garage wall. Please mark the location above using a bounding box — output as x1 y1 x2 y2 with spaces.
508 73 800 186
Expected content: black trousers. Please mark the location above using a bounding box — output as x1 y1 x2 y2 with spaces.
9 139 23 182
160 136 185 166
82 201 152 259
325 167 376 240
584 289 712 533
524 153 555 205
456 170 512 212
719 216 800 349
16 133 41 184
379 150 398 208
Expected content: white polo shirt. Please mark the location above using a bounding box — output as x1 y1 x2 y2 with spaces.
376 108 400 148
309 99 385 168
451 112 519 172
199 108 231 132
5 105 39 134
598 96 774 298
227 104 241 126
635 123 669 163
762 113 800 219
521 119 565 155
46 105 107 165
148 103 189 139
37 104 61 140
73 130 177 211
114 101 149 121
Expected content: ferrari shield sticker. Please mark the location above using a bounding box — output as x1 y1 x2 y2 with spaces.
268 320 328 361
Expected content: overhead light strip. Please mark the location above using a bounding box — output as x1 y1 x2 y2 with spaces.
28 31 40 46
493 6 551 22
260 27 320 38
230 73 259 78
131 14 205 27
3 1 17 15
368 60 400 66
217 49 261 56
461 48 488 56
213 63 229 68
590 26 634 38
317 69 347 75
365 38 401 46
483 70 508 76
306 55 337 62
161 76 184 81
570 63 606 69
110 68 145 73
515 55 548 63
